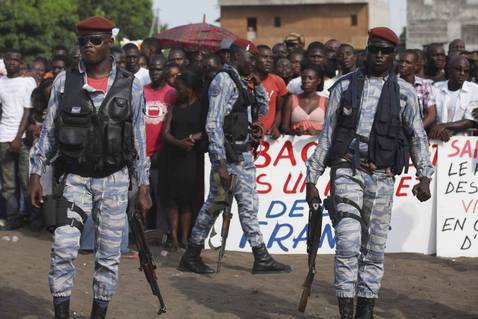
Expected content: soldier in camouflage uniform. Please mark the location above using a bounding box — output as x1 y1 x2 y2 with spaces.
306 28 434 319
179 39 291 275
29 17 152 319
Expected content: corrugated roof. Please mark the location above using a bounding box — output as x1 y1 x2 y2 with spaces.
219 0 369 6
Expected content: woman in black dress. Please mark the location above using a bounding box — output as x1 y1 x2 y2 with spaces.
162 71 203 250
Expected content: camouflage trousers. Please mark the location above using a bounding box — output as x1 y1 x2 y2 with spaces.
49 168 129 301
190 152 264 248
330 166 394 299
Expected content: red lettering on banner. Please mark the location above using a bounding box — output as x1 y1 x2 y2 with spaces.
257 173 272 194
431 143 438 167
256 141 271 168
324 180 331 197
447 139 478 158
301 141 318 162
273 141 296 167
462 199 478 214
449 139 460 157
283 172 303 194
461 140 472 158
396 176 412 197
299 179 307 193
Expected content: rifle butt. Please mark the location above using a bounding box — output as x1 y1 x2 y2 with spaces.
298 285 311 313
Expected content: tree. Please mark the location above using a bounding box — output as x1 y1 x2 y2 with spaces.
78 0 153 41
0 0 79 60
0 0 153 61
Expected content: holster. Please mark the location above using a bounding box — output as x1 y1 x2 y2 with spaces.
326 165 364 229
43 173 88 234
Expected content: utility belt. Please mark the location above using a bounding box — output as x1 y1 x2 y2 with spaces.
54 156 126 181
341 153 394 176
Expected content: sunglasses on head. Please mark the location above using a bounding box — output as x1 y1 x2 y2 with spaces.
368 46 395 55
78 35 106 47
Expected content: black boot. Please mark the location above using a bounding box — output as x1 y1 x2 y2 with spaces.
355 297 375 319
90 300 108 319
178 243 215 274
251 244 291 274
338 297 354 319
53 299 70 319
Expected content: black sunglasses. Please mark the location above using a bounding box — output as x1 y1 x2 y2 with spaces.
78 35 105 47
368 46 395 55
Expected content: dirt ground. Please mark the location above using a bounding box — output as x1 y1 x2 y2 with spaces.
0 229 477 319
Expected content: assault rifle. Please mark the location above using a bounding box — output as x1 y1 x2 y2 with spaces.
129 209 167 315
216 174 237 273
298 198 324 313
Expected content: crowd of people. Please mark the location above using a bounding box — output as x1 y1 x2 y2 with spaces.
1 30 478 253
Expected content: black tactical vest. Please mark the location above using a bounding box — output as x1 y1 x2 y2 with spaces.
55 68 136 178
327 69 410 175
200 68 256 156
222 69 256 147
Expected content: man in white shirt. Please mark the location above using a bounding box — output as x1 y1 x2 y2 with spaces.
122 42 151 86
0 49 36 229
430 55 478 141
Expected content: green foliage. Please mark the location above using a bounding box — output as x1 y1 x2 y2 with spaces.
0 0 79 61
0 0 153 61
78 0 153 40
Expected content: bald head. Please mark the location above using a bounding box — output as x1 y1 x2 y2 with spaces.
449 39 465 56
448 55 469 69
447 55 470 87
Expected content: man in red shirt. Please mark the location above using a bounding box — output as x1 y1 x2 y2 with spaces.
143 55 176 233
256 45 288 139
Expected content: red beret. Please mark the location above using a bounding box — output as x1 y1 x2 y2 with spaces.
368 27 399 46
77 16 115 33
232 38 258 55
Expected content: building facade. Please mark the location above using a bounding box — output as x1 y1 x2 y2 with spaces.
407 0 478 51
219 0 390 49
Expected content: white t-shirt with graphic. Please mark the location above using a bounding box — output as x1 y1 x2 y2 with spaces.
135 67 151 87
0 76 36 142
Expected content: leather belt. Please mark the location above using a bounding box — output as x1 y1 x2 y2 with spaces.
342 153 393 176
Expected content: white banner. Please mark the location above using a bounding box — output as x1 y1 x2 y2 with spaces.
436 137 478 257
205 136 438 255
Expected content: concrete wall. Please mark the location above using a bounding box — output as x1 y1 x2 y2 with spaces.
407 0 478 51
368 0 390 29
220 3 370 48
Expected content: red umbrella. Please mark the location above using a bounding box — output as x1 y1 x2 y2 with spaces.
156 23 239 51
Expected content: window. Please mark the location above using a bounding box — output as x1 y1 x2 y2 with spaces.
274 17 281 28
247 17 257 40
351 14 358 26
247 17 257 31
462 24 478 44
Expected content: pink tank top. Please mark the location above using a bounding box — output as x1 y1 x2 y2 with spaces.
290 95 327 131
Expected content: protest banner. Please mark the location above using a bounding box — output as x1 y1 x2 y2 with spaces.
436 137 478 257
205 136 437 254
